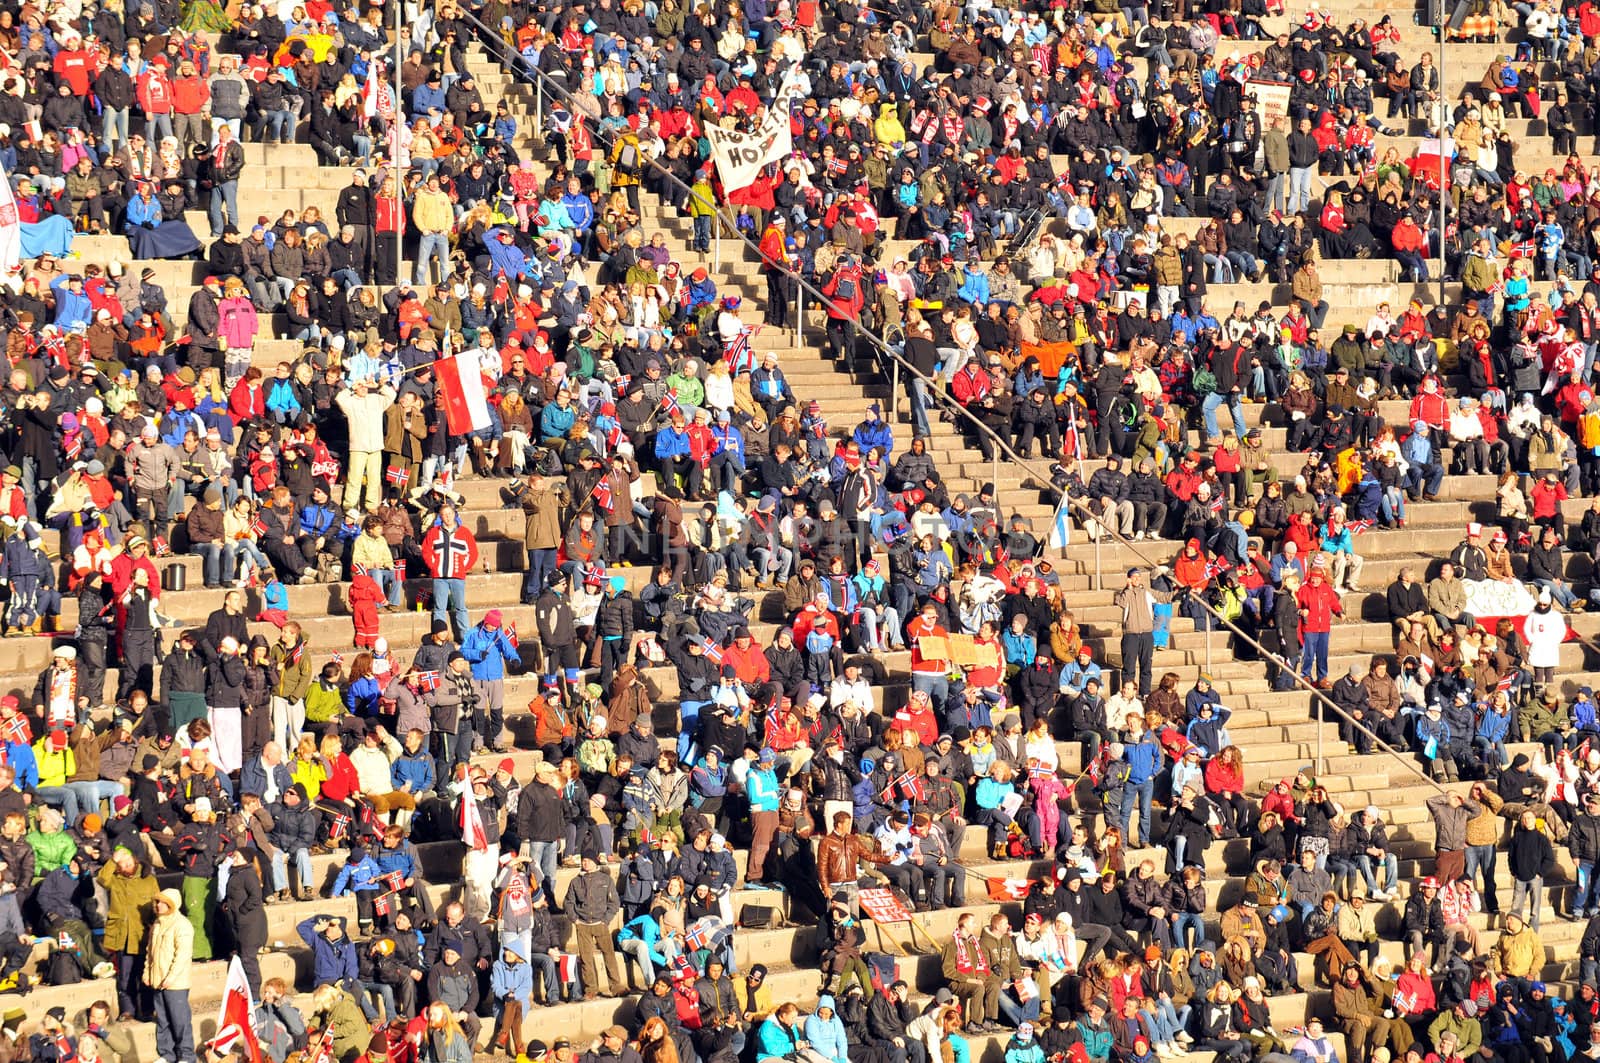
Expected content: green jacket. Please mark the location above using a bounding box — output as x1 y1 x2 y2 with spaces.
26 828 77 877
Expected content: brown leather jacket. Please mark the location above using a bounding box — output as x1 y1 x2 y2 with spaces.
816 829 888 890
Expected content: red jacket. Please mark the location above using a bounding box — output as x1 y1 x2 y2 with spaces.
137 69 174 114
1531 479 1568 519
1296 577 1343 632
228 379 265 424
722 640 770 685
1408 389 1449 429
171 75 211 114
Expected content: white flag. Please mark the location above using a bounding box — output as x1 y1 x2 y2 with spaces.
0 164 20 280
706 66 804 192
1047 492 1073 549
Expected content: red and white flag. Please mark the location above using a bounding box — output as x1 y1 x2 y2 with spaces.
986 877 1034 901
460 790 489 852
209 956 263 1063
0 163 20 279
363 61 395 119
436 345 493 435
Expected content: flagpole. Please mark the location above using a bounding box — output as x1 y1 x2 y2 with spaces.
392 0 403 292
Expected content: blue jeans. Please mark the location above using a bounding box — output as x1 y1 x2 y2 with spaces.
1171 912 1205 951
193 541 235 586
432 577 468 637
66 780 124 818
155 988 195 1063
527 841 560 900
1119 778 1156 846
911 673 949 704
271 845 315 893
35 786 80 825
209 180 239 236
1201 392 1245 440
263 108 294 141
146 112 174 142
102 107 129 148
1359 852 1400 894
1575 859 1598 916
997 986 1042 1027
525 548 558 601
1533 578 1578 608
416 232 450 285
371 567 404 608
1300 630 1330 682
909 378 932 437
1289 166 1313 213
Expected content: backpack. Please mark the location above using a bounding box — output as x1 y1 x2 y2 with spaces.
832 269 859 301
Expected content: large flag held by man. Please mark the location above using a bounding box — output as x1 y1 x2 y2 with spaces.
705 66 805 192
209 956 263 1063
0 164 20 279
435 344 493 435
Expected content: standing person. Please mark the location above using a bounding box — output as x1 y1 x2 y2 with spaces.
222 845 269 997
207 123 245 237
421 505 479 640
518 477 568 604
145 888 196 1063
1114 568 1174 697
563 853 625 1000
337 379 398 514
1296 564 1344 687
97 846 160 1023
412 175 455 286
461 610 521 755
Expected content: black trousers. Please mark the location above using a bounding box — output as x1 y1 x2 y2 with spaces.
1120 630 1155 696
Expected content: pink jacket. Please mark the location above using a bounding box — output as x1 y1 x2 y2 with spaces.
218 296 259 350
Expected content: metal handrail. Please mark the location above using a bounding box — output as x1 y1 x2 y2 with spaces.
458 14 1452 798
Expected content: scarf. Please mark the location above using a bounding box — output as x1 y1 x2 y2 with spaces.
953 932 990 975
47 666 77 729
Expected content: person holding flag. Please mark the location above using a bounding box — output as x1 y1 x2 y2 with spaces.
456 764 503 921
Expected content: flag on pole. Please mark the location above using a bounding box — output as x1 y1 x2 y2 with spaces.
592 477 615 514
436 345 494 435
0 165 20 280
208 957 263 1063
1046 492 1073 549
661 388 683 420
362 61 395 118
986 877 1034 901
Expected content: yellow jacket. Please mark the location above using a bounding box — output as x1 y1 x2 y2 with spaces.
412 188 455 235
145 898 195 990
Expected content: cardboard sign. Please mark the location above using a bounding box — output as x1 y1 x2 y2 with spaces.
917 634 1002 672
860 886 913 924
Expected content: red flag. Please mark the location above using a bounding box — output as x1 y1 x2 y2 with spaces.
435 349 494 434
986 877 1033 901
592 477 615 514
460 791 489 852
208 956 263 1063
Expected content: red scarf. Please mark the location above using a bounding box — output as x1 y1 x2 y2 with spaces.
953 933 990 975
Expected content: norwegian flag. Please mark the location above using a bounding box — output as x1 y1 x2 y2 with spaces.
395 559 406 583
895 771 926 802
1347 518 1376 535
288 641 305 666
1496 672 1518 692
0 714 31 746
1085 744 1112 786
383 871 406 893
385 465 410 488
1510 239 1537 259
1028 764 1056 780
661 388 683 419
725 328 755 376
670 953 696 981
250 516 268 537
986 877 1034 901
700 637 724 665
592 477 615 514
615 374 633 395
684 916 728 952
685 922 713 952
351 562 367 577
416 670 442 693
328 812 351 842
330 652 344 668
372 892 394 917
1207 493 1225 515
1202 557 1232 582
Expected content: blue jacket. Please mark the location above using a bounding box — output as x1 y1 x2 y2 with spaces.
299 502 338 539
804 997 849 1063
461 624 521 681
746 766 781 812
392 749 436 794
561 193 594 231
540 403 577 439
240 759 293 802
1002 630 1037 669
490 951 533 1005
125 195 163 229
4 742 36 790
1575 697 1599 731
852 418 894 460
372 842 418 880
655 426 690 459
958 268 991 306
1477 708 1511 744
332 854 383 894
757 1016 800 1061
49 277 92 330
975 777 1014 810
411 83 446 117
616 914 668 963
1124 734 1162 784
1059 659 1102 695
266 379 302 417
711 424 745 463
297 916 360 985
